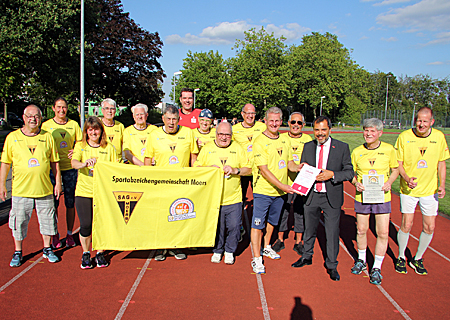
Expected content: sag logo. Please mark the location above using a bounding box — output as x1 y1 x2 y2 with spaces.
141 138 147 145
292 146 298 152
418 147 427 157
113 192 143 224
247 135 253 142
108 135 114 142
368 158 376 167
60 132 66 139
277 147 283 157
220 157 228 166
28 145 37 155
168 198 196 222
169 143 177 153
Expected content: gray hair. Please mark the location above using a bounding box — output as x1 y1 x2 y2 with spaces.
101 98 117 109
131 103 148 114
265 106 282 120
163 104 179 116
289 112 304 122
363 118 383 131
24 105 42 116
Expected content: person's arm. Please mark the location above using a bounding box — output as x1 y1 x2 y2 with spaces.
397 161 417 189
190 153 198 167
287 160 301 173
223 165 252 176
0 162 11 201
438 161 446 198
144 157 154 166
328 143 354 183
258 165 294 194
50 162 62 200
124 150 144 166
382 167 399 192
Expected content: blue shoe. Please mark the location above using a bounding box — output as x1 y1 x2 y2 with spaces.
351 259 367 275
369 268 383 285
10 251 23 267
43 247 60 263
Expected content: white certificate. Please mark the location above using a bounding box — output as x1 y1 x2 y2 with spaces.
292 164 322 195
362 174 385 203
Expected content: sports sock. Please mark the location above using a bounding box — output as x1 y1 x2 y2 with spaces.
415 232 433 260
373 255 384 269
397 229 410 259
358 249 366 263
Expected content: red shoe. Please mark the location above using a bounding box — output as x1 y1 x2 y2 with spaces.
52 233 62 249
66 234 76 247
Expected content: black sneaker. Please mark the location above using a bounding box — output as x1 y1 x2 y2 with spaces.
395 257 407 274
409 258 428 275
95 252 109 268
271 239 285 253
81 252 93 269
293 243 304 256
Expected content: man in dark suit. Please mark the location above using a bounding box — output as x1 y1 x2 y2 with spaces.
291 116 353 281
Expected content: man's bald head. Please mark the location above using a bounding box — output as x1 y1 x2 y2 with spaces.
23 105 42 116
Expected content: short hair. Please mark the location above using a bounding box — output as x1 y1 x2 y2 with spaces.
313 116 331 128
180 88 194 97
289 112 304 122
265 107 282 120
216 121 232 133
81 116 108 148
163 104 179 116
363 118 383 131
241 103 255 113
416 106 434 120
53 97 68 107
101 98 116 109
24 105 42 116
131 103 148 114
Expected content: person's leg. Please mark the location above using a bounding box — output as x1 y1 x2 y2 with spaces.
292 194 305 245
213 205 226 255
35 195 60 263
62 169 78 233
373 213 390 269
414 194 438 260
301 203 321 260
322 205 342 270
398 194 418 259
224 203 242 254
250 194 270 258
356 213 370 260
75 197 93 252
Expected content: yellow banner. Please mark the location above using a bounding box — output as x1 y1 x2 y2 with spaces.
92 161 223 250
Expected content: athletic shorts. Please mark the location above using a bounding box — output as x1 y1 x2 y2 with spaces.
50 169 78 208
354 201 391 215
251 193 285 230
400 194 438 216
9 195 57 241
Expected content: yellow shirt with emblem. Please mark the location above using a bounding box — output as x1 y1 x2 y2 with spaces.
195 140 250 206
253 133 293 197
351 142 398 203
1 129 60 197
395 128 450 197
123 124 156 163
144 126 199 167
102 120 124 161
73 142 118 198
282 132 313 184
232 121 266 169
192 127 216 151
41 119 82 171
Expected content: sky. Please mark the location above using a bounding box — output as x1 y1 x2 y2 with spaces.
121 0 450 103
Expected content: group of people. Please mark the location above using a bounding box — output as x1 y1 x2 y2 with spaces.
1 87 448 287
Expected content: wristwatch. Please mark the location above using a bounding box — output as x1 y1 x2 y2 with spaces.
236 168 241 175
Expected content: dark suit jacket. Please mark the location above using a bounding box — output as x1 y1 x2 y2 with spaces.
300 137 354 208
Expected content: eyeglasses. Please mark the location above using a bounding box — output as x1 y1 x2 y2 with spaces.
243 112 256 115
24 114 41 119
102 107 116 111
217 133 232 138
290 120 304 125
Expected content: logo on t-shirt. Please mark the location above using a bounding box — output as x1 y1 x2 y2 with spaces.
277 148 283 157
247 145 252 152
247 135 253 142
169 144 177 153
28 145 36 155
278 159 286 169
417 160 428 168
141 148 146 156
60 141 68 148
293 154 299 162
368 158 376 167
418 147 427 157
220 157 228 166
108 135 114 142
368 169 378 175
169 155 179 165
141 139 147 145
28 158 40 167
60 132 66 139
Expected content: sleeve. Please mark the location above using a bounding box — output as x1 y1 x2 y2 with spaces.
394 134 403 162
110 144 118 162
72 143 83 162
189 129 199 154
332 142 354 183
49 134 60 162
351 149 357 173
285 137 293 162
389 146 398 168
238 144 251 168
194 147 206 167
122 128 131 151
75 122 83 142
438 132 450 162
1 134 13 164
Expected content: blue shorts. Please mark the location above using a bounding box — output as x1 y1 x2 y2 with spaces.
251 193 285 230
50 169 78 208
354 201 391 215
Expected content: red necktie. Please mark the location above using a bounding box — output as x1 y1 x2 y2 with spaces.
316 144 324 192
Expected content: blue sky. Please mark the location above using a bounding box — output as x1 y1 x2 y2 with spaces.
121 0 450 103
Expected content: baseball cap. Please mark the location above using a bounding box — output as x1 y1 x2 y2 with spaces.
199 109 213 119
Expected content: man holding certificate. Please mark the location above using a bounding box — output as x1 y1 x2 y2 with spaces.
350 118 399 285
291 116 353 281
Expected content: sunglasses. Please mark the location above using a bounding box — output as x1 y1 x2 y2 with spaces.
290 120 304 125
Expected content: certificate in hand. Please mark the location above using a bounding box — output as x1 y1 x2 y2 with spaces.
292 164 322 195
362 174 385 203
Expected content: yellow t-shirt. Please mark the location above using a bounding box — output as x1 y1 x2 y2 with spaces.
195 140 250 206
232 121 266 169
192 127 216 151
41 119 82 171
144 126 199 167
282 132 313 183
73 142 118 198
351 142 398 203
253 133 293 197
395 128 450 197
102 120 124 160
123 124 156 163
1 129 60 197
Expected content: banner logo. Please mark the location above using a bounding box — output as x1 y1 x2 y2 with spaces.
28 145 36 155
113 192 143 224
60 132 66 139
168 198 196 222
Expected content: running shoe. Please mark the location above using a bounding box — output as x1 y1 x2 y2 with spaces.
369 268 383 285
293 243 304 256
224 252 234 265
43 247 60 263
351 259 367 275
262 246 281 260
251 257 265 274
239 226 246 242
168 249 187 260
395 257 407 274
409 258 428 275
10 251 22 267
271 239 285 252
66 234 76 248
95 252 109 268
81 252 93 269
52 233 62 249
154 249 167 261
211 253 222 263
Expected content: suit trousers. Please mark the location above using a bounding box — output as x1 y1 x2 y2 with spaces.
302 192 341 269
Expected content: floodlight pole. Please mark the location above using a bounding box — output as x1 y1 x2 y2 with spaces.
194 88 200 109
80 0 85 128
384 75 392 123
320 96 325 116
173 71 182 105
411 102 417 128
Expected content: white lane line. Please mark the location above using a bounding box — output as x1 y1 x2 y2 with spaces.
243 207 271 320
0 227 81 293
115 251 153 320
344 191 450 263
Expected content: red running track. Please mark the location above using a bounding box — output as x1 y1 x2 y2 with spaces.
1 182 450 319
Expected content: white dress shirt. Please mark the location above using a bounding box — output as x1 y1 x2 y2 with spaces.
314 137 332 192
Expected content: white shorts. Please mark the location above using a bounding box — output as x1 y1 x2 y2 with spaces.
400 194 439 216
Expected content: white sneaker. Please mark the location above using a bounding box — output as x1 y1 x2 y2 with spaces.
252 257 265 274
263 245 281 260
211 253 222 263
224 252 234 265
